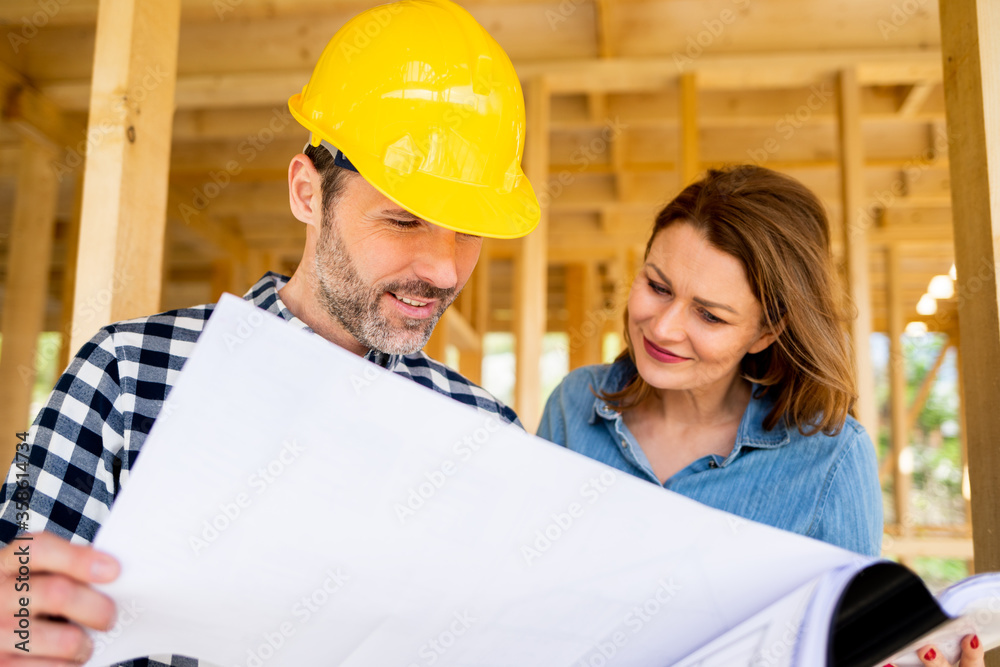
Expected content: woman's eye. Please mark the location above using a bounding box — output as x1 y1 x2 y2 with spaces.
648 280 670 295
700 309 724 324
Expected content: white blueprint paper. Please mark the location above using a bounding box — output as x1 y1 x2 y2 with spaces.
85 294 859 667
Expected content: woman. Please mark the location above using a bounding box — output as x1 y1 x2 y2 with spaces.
539 164 882 555
537 165 986 666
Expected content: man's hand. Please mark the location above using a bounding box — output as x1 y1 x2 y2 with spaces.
0 532 119 665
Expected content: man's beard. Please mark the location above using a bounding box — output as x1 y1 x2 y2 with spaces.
314 218 457 355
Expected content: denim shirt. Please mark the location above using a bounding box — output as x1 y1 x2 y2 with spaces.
537 359 883 556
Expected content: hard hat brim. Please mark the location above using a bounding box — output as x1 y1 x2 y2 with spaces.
351 152 541 241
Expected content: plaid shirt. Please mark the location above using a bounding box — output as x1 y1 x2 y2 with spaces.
0 272 520 667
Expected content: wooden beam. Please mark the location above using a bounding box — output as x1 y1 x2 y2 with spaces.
456 267 484 385
678 73 699 186
40 50 946 109
939 0 1000 586
515 77 550 431
906 340 950 432
565 262 603 370
0 62 84 147
955 344 974 558
898 81 936 117
460 253 492 386
520 51 944 94
837 67 879 444
246 249 275 285
167 183 253 264
164 102 946 146
70 0 182 353
209 259 238 301
592 0 613 59
867 222 954 245
0 0 559 26
44 71 311 112
586 93 607 123
887 246 912 535
445 309 481 354
0 140 59 466
423 315 448 364
883 536 974 560
171 106 300 142
57 172 84 374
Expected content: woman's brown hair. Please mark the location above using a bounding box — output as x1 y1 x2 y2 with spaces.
600 165 857 436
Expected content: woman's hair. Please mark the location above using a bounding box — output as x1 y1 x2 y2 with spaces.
600 164 857 436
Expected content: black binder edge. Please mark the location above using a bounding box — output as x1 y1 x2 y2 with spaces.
828 561 950 667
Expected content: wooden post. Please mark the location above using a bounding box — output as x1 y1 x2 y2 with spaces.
424 313 449 364
837 68 879 445
458 342 482 385
0 140 59 465
954 344 975 574
458 261 487 385
514 76 550 431
57 172 84 374
592 0 613 59
246 249 275 285
678 73 700 186
210 259 238 301
886 247 912 537
939 0 1000 592
69 0 181 353
566 262 603 370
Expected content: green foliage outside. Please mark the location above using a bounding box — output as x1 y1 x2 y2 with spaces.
0 332 63 431
873 332 969 590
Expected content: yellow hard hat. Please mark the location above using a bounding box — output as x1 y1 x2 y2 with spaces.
288 0 540 239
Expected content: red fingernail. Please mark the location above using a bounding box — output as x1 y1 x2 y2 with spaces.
923 648 936 660
972 635 980 649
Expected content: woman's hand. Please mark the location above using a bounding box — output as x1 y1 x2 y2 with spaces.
886 634 985 667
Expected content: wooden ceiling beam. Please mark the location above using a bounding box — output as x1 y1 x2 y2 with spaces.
166 188 250 262
43 71 309 112
868 222 953 244
550 110 947 131
544 185 950 214
37 50 944 111
0 0 557 27
0 62 83 147
519 50 943 93
898 81 936 117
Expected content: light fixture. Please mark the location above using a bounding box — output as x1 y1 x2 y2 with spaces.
916 293 937 316
928 274 954 299
905 321 928 337
949 263 957 281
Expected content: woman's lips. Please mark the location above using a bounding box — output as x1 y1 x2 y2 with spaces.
642 336 689 364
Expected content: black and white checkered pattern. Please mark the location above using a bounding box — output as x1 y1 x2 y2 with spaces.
0 272 519 667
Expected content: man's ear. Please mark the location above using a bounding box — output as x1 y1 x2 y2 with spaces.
288 154 323 228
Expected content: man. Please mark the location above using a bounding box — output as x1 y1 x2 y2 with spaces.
0 0 539 663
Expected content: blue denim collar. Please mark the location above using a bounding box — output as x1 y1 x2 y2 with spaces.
589 356 790 455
